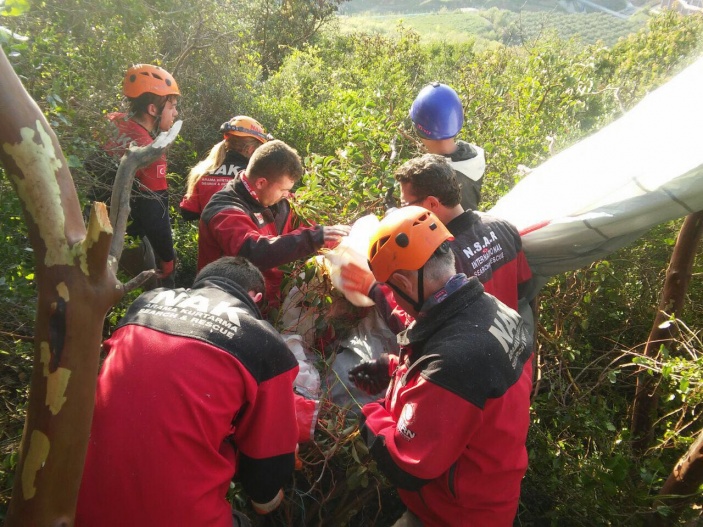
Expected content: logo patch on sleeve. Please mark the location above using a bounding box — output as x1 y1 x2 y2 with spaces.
396 403 417 441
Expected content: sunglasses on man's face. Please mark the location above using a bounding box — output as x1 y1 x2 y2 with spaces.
400 196 426 208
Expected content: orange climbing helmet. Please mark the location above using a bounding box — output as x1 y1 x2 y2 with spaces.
123 64 180 99
219 116 272 144
368 206 453 283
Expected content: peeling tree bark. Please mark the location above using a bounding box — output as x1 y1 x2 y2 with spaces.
0 48 180 526
630 211 703 456
654 430 703 526
0 48 121 527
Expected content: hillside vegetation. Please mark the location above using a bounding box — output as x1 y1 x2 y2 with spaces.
339 0 566 14
2 0 703 524
336 9 647 46
339 0 647 14
337 0 654 47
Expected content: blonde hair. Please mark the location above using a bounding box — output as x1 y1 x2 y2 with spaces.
184 136 262 198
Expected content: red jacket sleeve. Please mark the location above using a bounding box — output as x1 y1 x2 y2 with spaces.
180 189 201 217
516 249 533 299
235 365 298 505
361 376 483 489
207 209 324 270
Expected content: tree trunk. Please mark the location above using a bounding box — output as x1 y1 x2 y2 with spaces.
0 48 180 526
630 211 703 455
653 429 703 526
0 47 122 527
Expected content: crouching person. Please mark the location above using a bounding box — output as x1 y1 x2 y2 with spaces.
348 207 533 527
76 256 299 526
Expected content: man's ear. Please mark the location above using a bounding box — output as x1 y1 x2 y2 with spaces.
424 195 440 211
146 103 159 118
390 270 415 295
248 291 263 304
254 177 268 190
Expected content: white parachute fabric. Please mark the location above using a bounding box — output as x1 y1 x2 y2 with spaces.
489 55 703 284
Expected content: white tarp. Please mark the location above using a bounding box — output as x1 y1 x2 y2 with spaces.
489 55 703 287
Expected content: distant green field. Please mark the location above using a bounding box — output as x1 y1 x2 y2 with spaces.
338 0 643 14
336 9 648 47
337 12 497 43
338 0 558 15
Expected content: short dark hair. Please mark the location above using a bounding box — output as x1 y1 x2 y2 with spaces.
394 154 461 208
128 93 177 117
246 139 303 183
193 256 265 296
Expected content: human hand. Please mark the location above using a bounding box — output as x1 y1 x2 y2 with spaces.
348 354 391 395
156 259 175 279
340 261 376 296
323 224 351 246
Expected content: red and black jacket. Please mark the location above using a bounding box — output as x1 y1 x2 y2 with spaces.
198 175 324 308
361 278 533 526
76 278 299 527
446 209 532 311
370 209 532 334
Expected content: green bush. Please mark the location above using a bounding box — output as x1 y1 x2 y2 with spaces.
2 3 703 523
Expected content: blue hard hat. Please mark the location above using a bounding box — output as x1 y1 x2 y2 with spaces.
409 82 464 140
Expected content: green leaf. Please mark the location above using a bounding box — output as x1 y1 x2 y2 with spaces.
0 0 31 16
67 155 82 168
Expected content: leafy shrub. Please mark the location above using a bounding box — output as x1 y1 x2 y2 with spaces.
2 4 703 524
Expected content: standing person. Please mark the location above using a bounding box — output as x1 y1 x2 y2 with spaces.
103 64 180 286
394 154 532 311
180 116 272 221
341 154 532 334
198 139 350 311
409 82 486 211
75 256 299 527
349 207 533 527
336 155 534 410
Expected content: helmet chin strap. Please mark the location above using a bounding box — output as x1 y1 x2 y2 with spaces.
150 116 162 138
387 268 425 313
149 99 169 137
151 106 165 137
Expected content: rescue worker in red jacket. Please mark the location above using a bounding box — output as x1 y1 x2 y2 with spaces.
394 154 532 311
76 256 299 527
103 64 180 287
198 139 350 311
180 115 272 221
349 207 533 527
342 154 533 335
410 82 486 211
